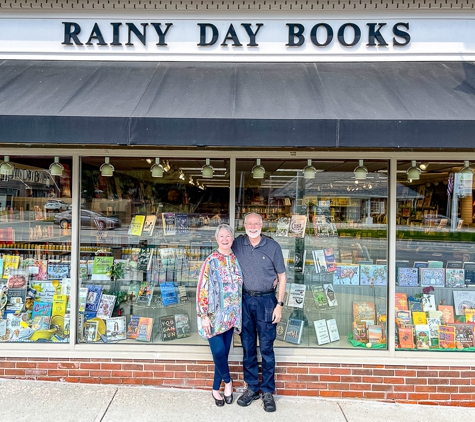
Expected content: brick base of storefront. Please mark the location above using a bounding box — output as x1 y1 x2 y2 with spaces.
1 358 475 406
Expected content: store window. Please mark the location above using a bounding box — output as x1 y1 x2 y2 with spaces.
235 159 389 349
78 157 229 344
395 160 475 351
0 155 72 343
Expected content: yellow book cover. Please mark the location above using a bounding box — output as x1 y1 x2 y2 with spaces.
128 215 145 236
465 309 475 323
3 255 20 279
52 294 68 316
412 311 427 325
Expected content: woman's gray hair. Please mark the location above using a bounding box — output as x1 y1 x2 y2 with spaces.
215 223 234 239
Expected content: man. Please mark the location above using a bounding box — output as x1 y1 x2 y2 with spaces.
232 212 287 412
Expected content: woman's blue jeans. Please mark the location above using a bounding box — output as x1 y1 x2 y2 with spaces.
208 328 233 390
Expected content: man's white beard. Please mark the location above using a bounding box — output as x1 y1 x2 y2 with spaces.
246 229 261 239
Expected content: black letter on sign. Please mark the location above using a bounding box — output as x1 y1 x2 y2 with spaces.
241 23 264 47
221 24 243 46
310 23 333 47
286 24 305 47
110 23 122 46
62 22 83 45
126 23 148 46
151 23 173 46
85 23 107 46
337 23 361 47
198 24 218 46
367 23 388 47
393 22 410 46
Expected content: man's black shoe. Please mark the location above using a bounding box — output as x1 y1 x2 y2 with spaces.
237 388 260 407
262 392 276 412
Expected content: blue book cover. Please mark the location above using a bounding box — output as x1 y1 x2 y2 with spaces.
397 268 419 287
31 301 53 318
85 284 103 312
160 282 178 307
284 318 304 344
47 263 70 280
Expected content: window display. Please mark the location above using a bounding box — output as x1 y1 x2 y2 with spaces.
395 160 475 350
0 155 72 342
78 157 229 345
235 159 389 349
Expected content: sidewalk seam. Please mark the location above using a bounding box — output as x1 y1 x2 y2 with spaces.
94 387 119 422
337 402 349 422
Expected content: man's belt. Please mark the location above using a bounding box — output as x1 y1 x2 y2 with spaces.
243 288 275 297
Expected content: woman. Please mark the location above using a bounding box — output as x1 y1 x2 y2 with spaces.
196 224 243 406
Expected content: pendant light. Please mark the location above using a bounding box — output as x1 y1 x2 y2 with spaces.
150 158 164 178
252 159 265 179
303 159 317 180
406 161 421 181
100 157 114 177
460 160 473 181
354 160 368 180
0 156 14 176
49 157 64 176
201 158 214 179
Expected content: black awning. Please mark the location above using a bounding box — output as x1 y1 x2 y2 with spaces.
1 60 475 149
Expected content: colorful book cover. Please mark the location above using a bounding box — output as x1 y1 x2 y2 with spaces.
314 319 330 345
126 315 141 339
136 317 154 342
463 262 475 285
326 318 340 342
128 215 145 236
142 215 157 237
276 217 290 237
447 260 464 269
445 269 465 288
162 212 177 236
84 319 100 342
47 263 70 280
368 325 384 345
407 297 423 312
438 305 455 324
395 293 408 311
31 281 58 303
176 213 190 235
439 325 456 349
106 316 126 341
396 310 412 325
312 249 327 273
353 302 376 326
412 311 427 325
78 287 88 313
276 318 288 341
175 313 191 339
160 315 177 341
31 301 53 318
6 288 26 312
353 321 368 343
453 290 475 315
79 260 88 281
136 247 154 272
323 248 337 272
334 264 359 285
413 261 429 269
414 324 431 349
287 283 305 308
288 215 307 238
91 256 114 281
465 309 475 323
323 284 337 308
3 255 20 279
85 285 103 312
311 285 328 309
451 323 475 348
427 318 440 340
160 282 178 307
428 260 444 268
313 215 330 237
126 281 141 302
96 294 116 319
398 326 414 349
359 264 387 286
420 268 445 287
52 294 68 316
136 282 154 306
31 315 51 331
284 318 304 344
7 270 28 289
397 268 419 287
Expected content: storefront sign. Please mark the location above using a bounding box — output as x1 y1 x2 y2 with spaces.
1 16 475 61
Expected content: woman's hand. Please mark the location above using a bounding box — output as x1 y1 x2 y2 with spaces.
201 316 212 336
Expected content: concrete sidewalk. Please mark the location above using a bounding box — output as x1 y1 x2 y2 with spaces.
0 379 474 422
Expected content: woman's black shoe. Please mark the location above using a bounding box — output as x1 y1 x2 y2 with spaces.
224 380 233 404
212 391 225 407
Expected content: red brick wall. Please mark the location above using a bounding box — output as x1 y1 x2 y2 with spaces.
1 357 475 406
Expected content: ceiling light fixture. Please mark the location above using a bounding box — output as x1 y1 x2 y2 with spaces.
406 161 421 181
354 160 368 180
303 159 317 180
100 157 114 177
252 159 265 179
0 156 14 176
49 157 64 176
179 170 185 181
201 158 214 179
419 162 429 171
150 158 164 178
460 160 474 181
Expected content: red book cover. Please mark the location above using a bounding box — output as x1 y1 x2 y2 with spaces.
438 305 455 324
395 293 408 312
439 325 456 349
